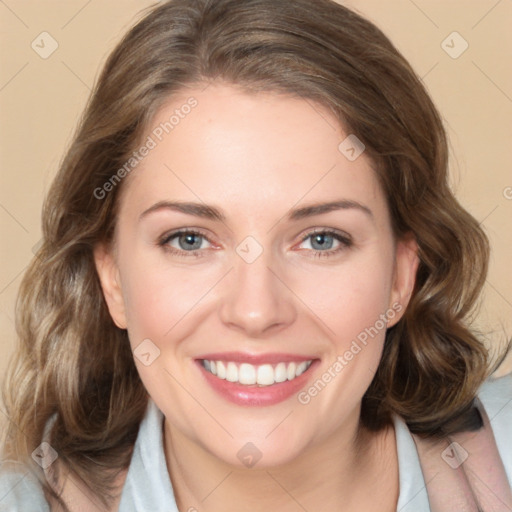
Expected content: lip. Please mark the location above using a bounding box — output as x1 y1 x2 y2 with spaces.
195 353 320 406
196 351 315 365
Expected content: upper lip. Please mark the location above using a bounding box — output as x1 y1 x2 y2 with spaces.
196 352 317 365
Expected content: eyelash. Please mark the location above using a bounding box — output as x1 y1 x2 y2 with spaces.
157 228 353 259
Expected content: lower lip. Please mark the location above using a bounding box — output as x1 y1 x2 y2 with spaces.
196 360 320 406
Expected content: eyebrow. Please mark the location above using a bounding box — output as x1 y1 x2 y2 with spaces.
139 200 226 222
138 199 373 223
288 200 373 221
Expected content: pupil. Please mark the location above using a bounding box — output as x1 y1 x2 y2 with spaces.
313 234 333 250
180 234 200 250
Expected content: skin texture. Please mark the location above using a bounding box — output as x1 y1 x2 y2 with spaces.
95 82 419 511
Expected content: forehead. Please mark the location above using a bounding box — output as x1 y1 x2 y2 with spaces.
118 83 386 223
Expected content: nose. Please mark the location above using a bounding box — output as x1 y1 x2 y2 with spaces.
218 249 297 337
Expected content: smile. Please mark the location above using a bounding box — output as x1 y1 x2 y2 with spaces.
196 353 319 406
201 359 314 386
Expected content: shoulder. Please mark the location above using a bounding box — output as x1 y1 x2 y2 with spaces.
0 465 49 512
0 459 128 512
477 370 512 408
477 371 512 483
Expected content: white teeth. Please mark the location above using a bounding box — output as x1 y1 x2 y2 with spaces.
216 361 226 379
287 362 297 381
256 364 274 386
239 363 256 385
296 361 308 376
274 362 288 383
226 362 238 382
202 359 313 386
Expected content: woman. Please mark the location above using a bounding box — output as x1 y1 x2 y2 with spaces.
1 0 511 510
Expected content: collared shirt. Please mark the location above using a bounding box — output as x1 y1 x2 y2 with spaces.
1 373 511 511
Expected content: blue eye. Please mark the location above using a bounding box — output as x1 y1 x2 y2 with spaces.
299 230 352 258
309 232 335 250
158 229 211 257
174 232 205 251
158 228 352 259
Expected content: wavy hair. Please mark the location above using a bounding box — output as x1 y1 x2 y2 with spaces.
2 0 509 508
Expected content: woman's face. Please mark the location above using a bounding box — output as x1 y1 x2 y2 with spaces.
95 82 418 468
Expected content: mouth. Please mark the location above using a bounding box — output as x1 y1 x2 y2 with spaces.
195 353 319 406
201 359 313 386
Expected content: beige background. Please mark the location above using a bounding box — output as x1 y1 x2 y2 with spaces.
1 0 511 387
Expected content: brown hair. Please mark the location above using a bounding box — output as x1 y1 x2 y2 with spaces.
2 0 509 508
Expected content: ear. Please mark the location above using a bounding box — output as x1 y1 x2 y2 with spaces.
387 233 419 328
93 242 127 329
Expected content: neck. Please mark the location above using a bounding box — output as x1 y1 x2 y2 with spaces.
163 412 398 512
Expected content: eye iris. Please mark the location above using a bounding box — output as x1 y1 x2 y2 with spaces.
179 233 202 250
311 233 334 250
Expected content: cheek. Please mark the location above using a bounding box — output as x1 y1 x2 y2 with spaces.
292 249 394 345
118 248 199 346
292 256 395 429
118 254 210 403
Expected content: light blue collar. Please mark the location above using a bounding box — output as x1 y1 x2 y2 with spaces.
119 399 178 511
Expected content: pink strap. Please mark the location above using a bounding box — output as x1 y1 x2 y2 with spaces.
412 398 512 511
